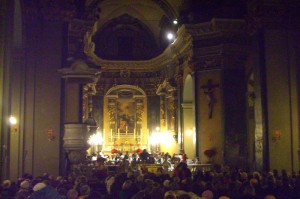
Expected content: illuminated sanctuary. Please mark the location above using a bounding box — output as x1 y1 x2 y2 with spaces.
1 0 299 181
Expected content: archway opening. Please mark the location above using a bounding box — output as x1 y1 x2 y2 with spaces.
182 75 196 160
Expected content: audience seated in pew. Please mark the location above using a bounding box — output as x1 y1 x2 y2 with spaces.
1 151 300 199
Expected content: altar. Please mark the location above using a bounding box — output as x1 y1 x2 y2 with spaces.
101 85 149 154
102 130 148 153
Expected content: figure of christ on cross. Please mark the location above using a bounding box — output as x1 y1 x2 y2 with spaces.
201 79 219 119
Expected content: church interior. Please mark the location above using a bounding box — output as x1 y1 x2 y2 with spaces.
0 0 299 182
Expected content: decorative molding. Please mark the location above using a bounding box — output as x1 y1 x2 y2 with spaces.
83 20 193 72
184 18 247 37
58 59 101 82
156 79 176 97
181 102 193 109
105 84 146 97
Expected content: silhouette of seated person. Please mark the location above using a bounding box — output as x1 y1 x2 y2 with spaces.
164 152 171 160
123 151 129 162
173 162 191 180
139 149 149 163
171 153 181 164
148 154 155 164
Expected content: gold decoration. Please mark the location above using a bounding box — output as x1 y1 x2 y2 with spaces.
136 106 144 122
108 105 116 123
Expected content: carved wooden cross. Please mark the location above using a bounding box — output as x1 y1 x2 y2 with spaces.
201 79 219 119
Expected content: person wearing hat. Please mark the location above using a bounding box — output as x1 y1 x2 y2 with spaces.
30 182 65 199
16 180 32 199
202 189 214 199
1 180 14 198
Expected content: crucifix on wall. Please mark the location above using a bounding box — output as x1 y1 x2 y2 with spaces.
201 79 219 119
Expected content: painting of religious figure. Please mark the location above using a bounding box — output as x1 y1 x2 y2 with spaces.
117 100 135 133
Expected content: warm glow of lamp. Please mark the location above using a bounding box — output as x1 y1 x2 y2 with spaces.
9 116 17 125
173 19 178 25
161 131 173 146
9 116 18 133
88 132 103 146
150 132 160 145
186 129 192 135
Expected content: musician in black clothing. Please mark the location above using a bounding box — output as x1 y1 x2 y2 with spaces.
139 149 149 162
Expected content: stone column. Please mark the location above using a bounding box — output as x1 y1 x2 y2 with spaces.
183 18 248 167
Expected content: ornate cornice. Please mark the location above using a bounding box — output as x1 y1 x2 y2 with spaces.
184 18 247 38
59 59 101 83
94 75 161 96
182 18 248 72
83 21 193 72
82 18 248 73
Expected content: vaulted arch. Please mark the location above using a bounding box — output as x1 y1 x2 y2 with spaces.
182 74 196 159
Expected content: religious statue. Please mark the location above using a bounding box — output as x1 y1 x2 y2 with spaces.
204 89 215 119
201 79 219 119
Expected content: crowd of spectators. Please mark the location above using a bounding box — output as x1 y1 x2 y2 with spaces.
1 152 300 199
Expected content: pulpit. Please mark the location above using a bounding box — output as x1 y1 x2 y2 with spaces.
63 123 89 169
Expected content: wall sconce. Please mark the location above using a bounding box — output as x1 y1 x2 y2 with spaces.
46 128 56 141
9 116 18 133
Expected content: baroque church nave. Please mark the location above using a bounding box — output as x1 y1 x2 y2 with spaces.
0 0 299 181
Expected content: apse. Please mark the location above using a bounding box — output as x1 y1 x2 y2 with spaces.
92 14 160 60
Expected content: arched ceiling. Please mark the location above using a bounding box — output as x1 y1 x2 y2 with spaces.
91 0 181 39
87 0 182 60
